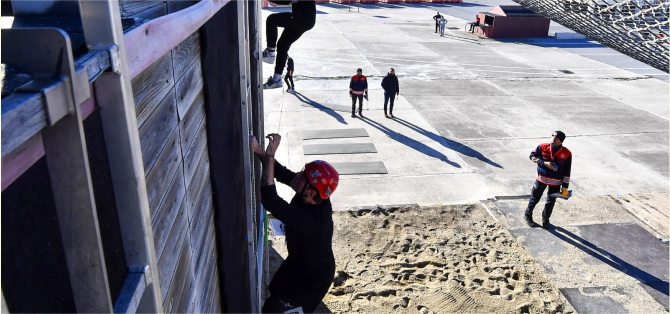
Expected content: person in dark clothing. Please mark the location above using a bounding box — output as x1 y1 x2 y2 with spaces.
433 12 442 33
524 131 572 229
349 68 368 118
250 133 340 314
262 0 316 89
285 55 295 92
469 15 480 33
381 68 399 118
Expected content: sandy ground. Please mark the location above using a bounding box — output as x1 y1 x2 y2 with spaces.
268 204 575 314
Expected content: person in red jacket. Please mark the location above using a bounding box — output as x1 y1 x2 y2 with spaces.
469 15 480 33
524 131 572 228
250 134 339 313
349 68 368 118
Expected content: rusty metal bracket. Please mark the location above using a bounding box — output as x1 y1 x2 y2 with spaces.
2 27 90 126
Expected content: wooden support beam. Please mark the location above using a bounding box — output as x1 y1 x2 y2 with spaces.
79 0 163 312
1 132 44 192
124 0 229 79
201 3 251 312
113 266 149 314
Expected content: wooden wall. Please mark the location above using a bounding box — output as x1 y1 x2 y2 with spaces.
129 15 221 314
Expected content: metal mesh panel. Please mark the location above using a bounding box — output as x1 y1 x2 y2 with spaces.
511 0 669 72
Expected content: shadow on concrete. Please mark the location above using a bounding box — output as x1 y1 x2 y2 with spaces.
548 226 669 297
292 92 348 125
264 245 333 313
358 116 461 167
497 38 605 49
391 117 502 168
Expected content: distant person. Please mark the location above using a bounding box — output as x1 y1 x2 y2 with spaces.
262 0 316 89
524 131 572 228
381 68 399 118
439 15 448 36
285 55 295 92
250 133 340 314
350 68 368 118
433 12 442 33
469 15 480 33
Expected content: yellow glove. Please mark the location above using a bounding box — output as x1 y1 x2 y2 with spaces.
561 188 569 196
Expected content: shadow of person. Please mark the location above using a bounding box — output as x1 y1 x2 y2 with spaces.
292 91 348 125
548 226 669 296
359 116 460 168
264 244 333 313
391 117 502 168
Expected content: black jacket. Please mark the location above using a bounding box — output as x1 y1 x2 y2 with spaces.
381 73 399 94
287 58 294 72
261 161 335 304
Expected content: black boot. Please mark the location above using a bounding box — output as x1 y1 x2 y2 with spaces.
524 214 534 227
542 217 550 229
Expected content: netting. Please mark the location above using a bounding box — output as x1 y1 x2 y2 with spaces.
511 0 669 72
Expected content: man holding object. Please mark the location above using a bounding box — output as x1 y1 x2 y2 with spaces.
524 131 572 228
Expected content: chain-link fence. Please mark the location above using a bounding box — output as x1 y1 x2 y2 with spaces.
512 0 669 72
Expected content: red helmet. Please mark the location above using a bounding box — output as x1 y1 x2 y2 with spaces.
304 160 339 199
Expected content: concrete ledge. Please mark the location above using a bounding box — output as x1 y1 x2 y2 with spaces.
555 32 586 40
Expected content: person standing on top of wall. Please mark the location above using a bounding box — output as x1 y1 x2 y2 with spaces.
250 133 339 314
285 54 295 92
381 68 399 118
469 15 480 33
439 15 448 37
262 0 316 89
350 68 368 118
524 131 572 229
433 12 442 33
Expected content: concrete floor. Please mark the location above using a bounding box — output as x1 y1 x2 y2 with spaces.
261 2 669 312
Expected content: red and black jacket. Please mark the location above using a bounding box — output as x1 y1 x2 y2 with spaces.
349 75 368 95
529 143 572 188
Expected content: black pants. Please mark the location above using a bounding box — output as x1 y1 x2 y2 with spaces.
351 94 363 114
284 74 294 89
383 92 395 114
525 180 560 220
469 22 479 32
262 293 320 313
435 21 439 32
266 12 314 75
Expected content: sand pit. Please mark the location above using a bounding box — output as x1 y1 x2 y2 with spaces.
267 204 575 313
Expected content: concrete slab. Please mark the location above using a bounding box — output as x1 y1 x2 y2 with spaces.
401 79 508 96
302 128 369 140
303 143 377 155
330 161 388 175
579 79 670 120
560 287 630 314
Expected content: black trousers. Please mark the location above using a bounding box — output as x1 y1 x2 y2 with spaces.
525 180 561 220
284 74 294 89
469 22 479 32
383 92 395 114
351 94 364 113
435 21 439 32
262 293 320 313
266 12 314 75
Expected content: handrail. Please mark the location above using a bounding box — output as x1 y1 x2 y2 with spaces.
125 0 230 78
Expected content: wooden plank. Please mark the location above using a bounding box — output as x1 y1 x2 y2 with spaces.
74 49 112 83
167 0 197 13
80 84 96 120
131 51 174 128
190 200 214 272
157 199 189 302
185 145 210 221
1 132 44 191
202 4 252 312
172 31 201 86
113 266 148 314
145 126 181 217
138 86 178 176
119 0 165 17
125 0 229 79
182 123 208 192
202 252 221 314
127 2 167 21
189 232 217 314
152 165 186 259
178 90 204 150
175 59 203 120
1 92 46 157
162 237 195 313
